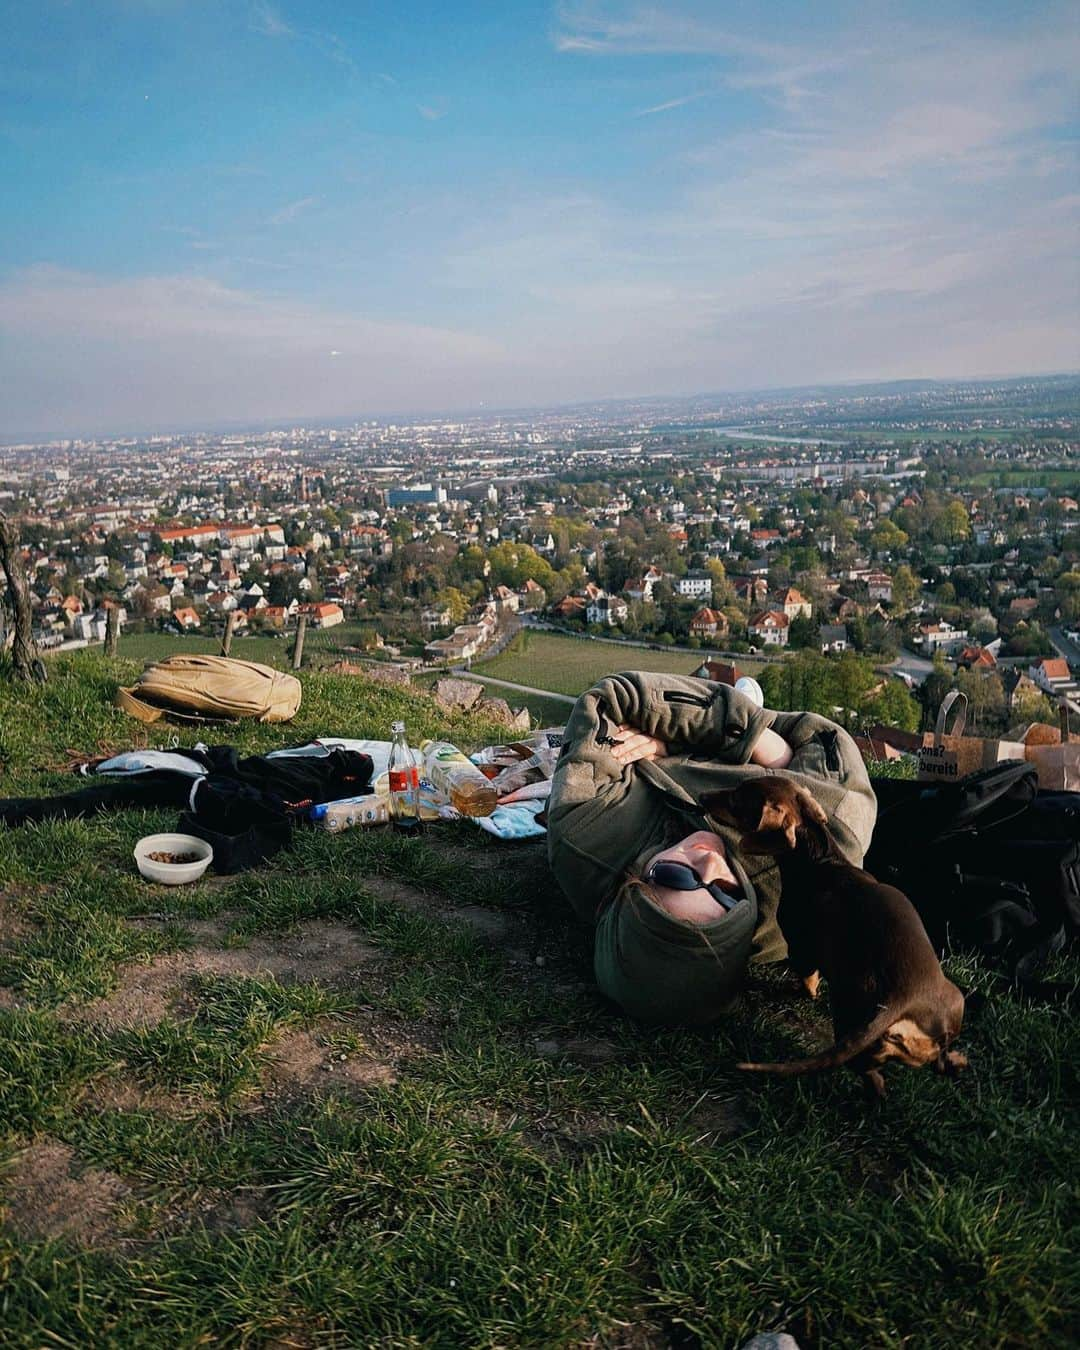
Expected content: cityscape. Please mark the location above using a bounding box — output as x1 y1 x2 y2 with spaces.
2 374 1078 741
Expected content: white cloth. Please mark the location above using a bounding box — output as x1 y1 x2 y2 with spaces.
90 750 208 779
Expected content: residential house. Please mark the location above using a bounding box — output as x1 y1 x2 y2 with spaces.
688 607 729 640
916 620 968 653
260 606 291 629
957 645 997 671
552 595 586 620
730 576 769 607
517 578 546 610
691 659 741 686
421 606 453 633
492 585 520 613
748 610 790 647
170 607 201 630
774 586 812 620
1008 596 1040 621
625 566 664 604
819 623 848 654
586 593 629 627
675 570 713 601
1029 657 1077 698
305 602 345 629
866 572 893 603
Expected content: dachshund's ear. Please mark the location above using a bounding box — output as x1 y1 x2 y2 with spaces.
699 789 737 826
740 799 798 854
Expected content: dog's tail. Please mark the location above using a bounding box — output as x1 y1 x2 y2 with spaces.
737 1005 897 1076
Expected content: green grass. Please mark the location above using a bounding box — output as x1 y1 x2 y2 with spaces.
965 469 1080 490
92 621 381 672
477 630 765 701
0 655 1076 1347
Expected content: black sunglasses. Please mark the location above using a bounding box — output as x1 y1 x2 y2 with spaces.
644 860 741 912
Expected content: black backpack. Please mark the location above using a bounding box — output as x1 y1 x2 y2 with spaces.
866 762 1080 983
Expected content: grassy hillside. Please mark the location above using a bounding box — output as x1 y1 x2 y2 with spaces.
0 655 1075 1347
477 629 765 699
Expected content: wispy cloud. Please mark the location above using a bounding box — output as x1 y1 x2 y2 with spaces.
249 2 292 40
634 91 708 117
268 196 319 225
249 2 360 78
417 102 448 122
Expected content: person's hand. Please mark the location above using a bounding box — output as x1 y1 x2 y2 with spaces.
609 723 668 766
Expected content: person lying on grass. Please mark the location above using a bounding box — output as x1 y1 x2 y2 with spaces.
546 672 878 1025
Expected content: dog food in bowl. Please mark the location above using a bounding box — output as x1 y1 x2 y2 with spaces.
134 833 213 885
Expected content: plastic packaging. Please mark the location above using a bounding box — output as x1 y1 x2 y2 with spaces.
420 739 498 817
310 794 390 831
388 721 423 834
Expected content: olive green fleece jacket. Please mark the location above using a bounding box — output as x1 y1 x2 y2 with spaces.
546 671 878 963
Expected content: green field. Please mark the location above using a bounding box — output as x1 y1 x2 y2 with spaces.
0 654 1075 1346
477 629 764 699
68 623 378 673
966 468 1080 489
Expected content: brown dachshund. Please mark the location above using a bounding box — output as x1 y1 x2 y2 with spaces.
702 777 967 1098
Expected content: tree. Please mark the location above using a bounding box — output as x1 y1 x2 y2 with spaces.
890 564 919 613
0 511 40 681
705 557 735 607
788 615 819 649
863 679 921 733
435 587 470 624
871 519 908 555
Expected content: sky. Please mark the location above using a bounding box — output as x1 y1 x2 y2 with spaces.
1 0 1078 437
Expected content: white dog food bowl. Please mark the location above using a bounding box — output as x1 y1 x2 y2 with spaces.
134 833 213 885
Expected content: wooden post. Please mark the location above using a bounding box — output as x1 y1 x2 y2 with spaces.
221 609 239 657
0 510 40 682
104 605 120 657
292 614 308 670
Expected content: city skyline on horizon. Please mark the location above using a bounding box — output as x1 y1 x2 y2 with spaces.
2 0 1078 438
3 368 1079 448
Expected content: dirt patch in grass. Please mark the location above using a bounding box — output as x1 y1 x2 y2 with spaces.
260 1027 399 1100
82 1074 210 1117
60 919 381 1031
1 1139 133 1249
683 1095 751 1143
534 1037 622 1067
0 889 32 947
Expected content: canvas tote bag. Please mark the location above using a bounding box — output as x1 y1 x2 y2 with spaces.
117 654 302 724
1025 705 1080 792
918 689 1027 782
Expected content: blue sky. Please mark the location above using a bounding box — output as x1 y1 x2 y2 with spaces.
1 0 1078 435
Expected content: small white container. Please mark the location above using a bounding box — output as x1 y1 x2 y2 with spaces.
734 676 765 708
134 833 213 885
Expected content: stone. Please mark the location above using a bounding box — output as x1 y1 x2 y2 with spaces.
740 1335 801 1350
475 698 532 733
364 663 412 687
433 677 484 713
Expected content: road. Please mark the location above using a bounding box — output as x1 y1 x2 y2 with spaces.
1049 626 1080 668
886 646 935 686
451 667 577 705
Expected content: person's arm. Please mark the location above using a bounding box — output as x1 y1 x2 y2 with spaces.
749 725 793 769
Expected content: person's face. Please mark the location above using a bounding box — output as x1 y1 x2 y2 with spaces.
644 830 741 923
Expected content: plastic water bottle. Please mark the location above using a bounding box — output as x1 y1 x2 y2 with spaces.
388 721 423 834
420 739 498 817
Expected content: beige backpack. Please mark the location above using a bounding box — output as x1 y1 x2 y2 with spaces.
116 654 302 724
